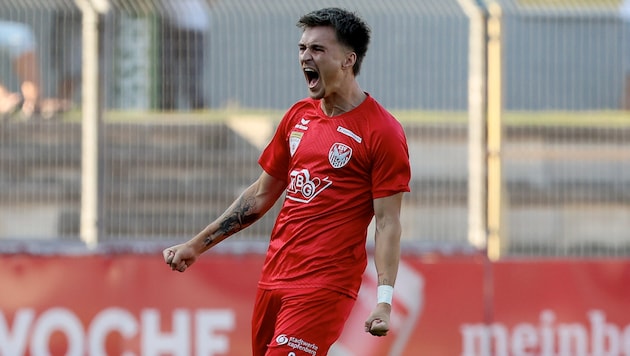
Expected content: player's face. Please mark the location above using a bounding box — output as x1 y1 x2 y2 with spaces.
298 26 351 100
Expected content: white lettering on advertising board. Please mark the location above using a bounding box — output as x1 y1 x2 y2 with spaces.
0 308 235 356
461 310 630 356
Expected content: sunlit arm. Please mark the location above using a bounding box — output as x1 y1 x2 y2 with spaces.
373 192 404 290
192 171 286 253
363 192 404 336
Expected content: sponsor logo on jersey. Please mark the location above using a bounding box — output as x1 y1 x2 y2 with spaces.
274 333 319 355
287 169 332 203
294 117 310 130
337 126 362 143
329 143 352 168
275 334 289 345
289 131 303 156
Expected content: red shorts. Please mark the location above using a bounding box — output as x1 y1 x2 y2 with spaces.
251 287 356 356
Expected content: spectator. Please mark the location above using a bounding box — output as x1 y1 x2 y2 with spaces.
158 0 214 110
0 20 40 118
51 10 82 108
0 20 69 120
621 0 630 109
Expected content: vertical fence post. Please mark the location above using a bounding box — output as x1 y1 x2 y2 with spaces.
486 2 504 261
458 0 488 251
76 0 108 248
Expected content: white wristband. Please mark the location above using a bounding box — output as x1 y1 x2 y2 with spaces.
377 285 394 305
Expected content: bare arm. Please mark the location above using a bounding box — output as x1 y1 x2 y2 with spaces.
197 171 286 251
164 171 286 271
365 192 404 336
373 192 404 288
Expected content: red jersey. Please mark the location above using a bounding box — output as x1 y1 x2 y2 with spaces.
257 94 411 298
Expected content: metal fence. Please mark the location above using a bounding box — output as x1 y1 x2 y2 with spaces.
0 0 628 258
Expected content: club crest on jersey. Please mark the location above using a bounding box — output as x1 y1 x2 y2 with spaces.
289 131 303 156
328 143 352 168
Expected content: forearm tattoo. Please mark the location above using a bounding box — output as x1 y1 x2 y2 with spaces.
379 278 391 286
204 195 260 246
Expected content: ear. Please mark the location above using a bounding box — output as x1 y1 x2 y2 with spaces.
343 52 357 70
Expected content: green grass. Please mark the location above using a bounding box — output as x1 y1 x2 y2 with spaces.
503 110 630 127
518 0 619 7
391 110 630 127
61 108 630 127
391 110 469 124
63 108 284 124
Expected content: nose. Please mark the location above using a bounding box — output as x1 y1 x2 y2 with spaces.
300 48 313 62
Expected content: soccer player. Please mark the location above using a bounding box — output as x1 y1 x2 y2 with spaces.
163 7 411 355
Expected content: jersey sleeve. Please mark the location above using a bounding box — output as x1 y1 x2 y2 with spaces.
370 120 411 199
258 112 292 182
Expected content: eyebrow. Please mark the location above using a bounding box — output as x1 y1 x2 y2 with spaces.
298 42 326 50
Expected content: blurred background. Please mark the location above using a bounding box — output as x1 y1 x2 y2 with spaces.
0 1 629 354
0 0 627 258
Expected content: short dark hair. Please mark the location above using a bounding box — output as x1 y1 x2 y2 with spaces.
297 7 371 76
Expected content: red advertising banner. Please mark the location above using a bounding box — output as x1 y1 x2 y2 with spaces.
1 253 629 355
0 254 263 356
335 254 487 356
485 260 630 356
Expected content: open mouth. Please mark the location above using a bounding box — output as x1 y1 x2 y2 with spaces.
304 68 320 89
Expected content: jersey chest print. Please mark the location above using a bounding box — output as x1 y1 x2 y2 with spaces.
286 120 363 203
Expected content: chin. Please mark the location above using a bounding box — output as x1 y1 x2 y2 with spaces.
307 88 325 100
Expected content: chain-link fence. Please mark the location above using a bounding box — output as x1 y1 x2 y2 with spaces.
0 0 628 257
499 0 630 256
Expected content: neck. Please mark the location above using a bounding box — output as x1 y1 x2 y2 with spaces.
320 84 366 117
